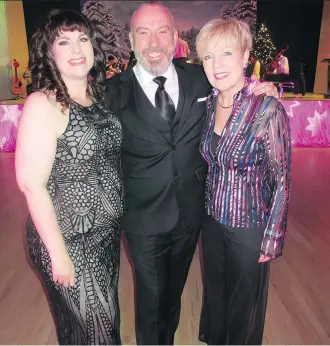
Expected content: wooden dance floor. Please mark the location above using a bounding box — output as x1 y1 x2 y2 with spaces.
0 149 330 345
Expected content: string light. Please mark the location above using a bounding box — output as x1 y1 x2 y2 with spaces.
252 23 276 68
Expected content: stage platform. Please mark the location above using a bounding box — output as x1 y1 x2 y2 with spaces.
1 93 330 152
282 92 324 100
281 93 330 147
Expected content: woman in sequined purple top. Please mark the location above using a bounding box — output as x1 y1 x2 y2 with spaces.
196 18 292 345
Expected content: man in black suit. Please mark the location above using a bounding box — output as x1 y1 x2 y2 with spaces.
106 3 277 344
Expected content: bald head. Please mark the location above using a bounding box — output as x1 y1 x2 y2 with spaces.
129 2 178 76
131 3 175 31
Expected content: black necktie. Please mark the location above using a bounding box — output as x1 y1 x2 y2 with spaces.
153 76 175 125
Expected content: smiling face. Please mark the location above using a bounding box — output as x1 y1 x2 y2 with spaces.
129 4 178 76
52 29 94 81
202 35 249 94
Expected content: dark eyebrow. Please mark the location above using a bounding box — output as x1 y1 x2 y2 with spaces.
55 33 87 41
55 36 70 41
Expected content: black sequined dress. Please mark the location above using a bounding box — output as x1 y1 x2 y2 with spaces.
27 101 123 345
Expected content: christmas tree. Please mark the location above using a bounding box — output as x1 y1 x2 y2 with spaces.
252 23 276 68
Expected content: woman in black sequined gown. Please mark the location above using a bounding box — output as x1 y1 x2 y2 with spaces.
15 10 123 344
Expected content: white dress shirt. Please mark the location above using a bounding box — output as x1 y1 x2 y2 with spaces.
133 62 179 110
274 55 290 75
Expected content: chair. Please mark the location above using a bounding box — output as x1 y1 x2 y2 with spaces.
272 81 295 98
279 81 295 98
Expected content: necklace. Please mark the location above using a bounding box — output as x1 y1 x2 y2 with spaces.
217 98 233 109
217 79 248 109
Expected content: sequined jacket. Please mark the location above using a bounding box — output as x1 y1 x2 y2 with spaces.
200 81 292 258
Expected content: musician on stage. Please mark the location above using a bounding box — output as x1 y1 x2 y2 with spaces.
264 49 291 83
246 55 261 80
273 54 289 75
264 48 305 96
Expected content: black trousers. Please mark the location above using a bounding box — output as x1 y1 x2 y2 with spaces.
125 221 200 345
199 216 270 345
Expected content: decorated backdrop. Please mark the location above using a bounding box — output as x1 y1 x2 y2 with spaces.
81 0 257 60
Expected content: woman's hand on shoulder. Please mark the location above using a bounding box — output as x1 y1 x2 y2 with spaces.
253 81 279 98
16 91 58 193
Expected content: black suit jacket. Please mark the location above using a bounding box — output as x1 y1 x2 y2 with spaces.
106 60 211 234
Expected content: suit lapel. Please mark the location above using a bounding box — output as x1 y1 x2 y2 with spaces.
175 65 194 135
119 65 135 111
133 75 171 135
172 74 185 128
119 66 171 143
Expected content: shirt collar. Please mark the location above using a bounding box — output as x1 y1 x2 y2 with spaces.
134 61 176 84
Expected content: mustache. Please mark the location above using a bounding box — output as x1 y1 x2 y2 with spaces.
142 47 167 55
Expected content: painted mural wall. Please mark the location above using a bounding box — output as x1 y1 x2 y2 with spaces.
81 0 257 61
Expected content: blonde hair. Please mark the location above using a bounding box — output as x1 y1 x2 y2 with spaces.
196 18 253 58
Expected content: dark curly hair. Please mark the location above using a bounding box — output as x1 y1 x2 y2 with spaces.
28 9 107 110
